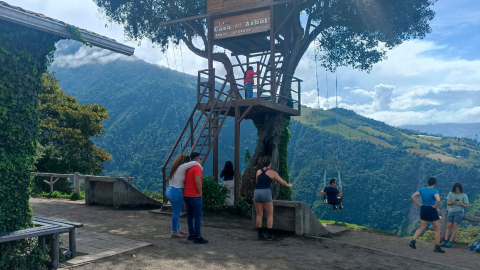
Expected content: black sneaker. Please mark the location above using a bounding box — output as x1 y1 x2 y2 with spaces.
434 245 445 253
187 235 195 241
194 237 209 244
409 240 416 249
333 206 337 211
338 206 344 211
267 234 275 241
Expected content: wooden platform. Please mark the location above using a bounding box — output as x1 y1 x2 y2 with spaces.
199 98 300 119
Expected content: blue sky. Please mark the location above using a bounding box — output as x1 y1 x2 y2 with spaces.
12 0 480 126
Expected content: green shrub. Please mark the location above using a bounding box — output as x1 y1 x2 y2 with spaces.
202 176 228 209
32 191 85 200
203 197 252 218
0 239 48 270
140 190 163 202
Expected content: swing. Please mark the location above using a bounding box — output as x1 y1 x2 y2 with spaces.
316 1 343 210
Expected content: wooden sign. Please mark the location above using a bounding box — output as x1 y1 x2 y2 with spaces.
213 10 270 40
207 0 268 13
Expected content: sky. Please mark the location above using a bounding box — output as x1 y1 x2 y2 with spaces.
12 0 480 127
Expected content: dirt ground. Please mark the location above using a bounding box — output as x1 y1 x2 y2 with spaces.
31 198 479 270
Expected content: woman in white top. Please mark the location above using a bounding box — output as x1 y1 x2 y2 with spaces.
166 154 202 238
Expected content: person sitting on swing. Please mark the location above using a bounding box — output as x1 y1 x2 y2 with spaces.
321 178 343 211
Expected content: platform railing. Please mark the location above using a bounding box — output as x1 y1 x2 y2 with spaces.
225 61 302 111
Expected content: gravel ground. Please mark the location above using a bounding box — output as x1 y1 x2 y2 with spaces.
31 198 478 270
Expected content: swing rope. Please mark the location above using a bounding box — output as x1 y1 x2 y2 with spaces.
333 0 341 187
162 27 182 151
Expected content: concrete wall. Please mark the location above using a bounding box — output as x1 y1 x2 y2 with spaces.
85 178 162 209
252 200 330 237
113 179 162 209
85 179 114 206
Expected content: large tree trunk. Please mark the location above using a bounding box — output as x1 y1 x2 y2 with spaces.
240 112 288 200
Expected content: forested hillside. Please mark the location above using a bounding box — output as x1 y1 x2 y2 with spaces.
50 41 480 234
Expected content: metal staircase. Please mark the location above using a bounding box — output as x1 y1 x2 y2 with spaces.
161 69 233 197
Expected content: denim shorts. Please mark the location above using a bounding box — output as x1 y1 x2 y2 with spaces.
447 211 465 224
253 188 272 203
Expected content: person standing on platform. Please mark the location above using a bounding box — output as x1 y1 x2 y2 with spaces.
244 66 257 99
166 154 202 238
409 177 445 253
441 182 469 248
254 156 293 241
184 152 208 244
220 160 234 205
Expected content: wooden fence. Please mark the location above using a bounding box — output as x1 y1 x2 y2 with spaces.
438 209 480 240
34 172 135 194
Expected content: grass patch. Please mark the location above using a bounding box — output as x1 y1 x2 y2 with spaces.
418 226 480 244
320 220 396 236
358 126 393 138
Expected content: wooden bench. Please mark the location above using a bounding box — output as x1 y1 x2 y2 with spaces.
0 225 70 269
33 216 83 258
0 216 83 270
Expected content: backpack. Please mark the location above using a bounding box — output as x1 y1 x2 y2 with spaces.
467 233 480 252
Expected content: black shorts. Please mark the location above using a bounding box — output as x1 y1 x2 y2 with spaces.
328 197 342 206
420 205 439 222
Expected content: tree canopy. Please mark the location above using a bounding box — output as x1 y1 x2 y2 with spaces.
93 0 436 73
36 72 111 175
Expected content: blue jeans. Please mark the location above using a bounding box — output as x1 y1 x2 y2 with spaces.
166 187 183 232
245 82 253 99
184 196 203 238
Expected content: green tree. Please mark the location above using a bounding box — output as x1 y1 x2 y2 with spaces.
36 72 112 175
93 0 437 200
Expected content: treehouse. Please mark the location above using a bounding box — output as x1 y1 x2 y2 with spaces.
162 0 303 206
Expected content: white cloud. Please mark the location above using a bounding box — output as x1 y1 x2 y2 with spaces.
351 89 373 97
52 45 135 68
301 89 341 109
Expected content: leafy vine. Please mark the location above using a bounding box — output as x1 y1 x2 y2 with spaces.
65 24 92 47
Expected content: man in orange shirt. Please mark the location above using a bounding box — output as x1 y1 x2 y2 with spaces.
183 152 208 244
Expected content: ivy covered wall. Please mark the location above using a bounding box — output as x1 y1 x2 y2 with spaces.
0 21 61 269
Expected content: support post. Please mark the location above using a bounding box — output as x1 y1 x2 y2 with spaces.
73 172 80 194
69 228 76 258
257 62 261 98
213 115 219 183
39 236 46 253
43 177 59 193
439 209 448 240
51 233 59 269
269 5 276 103
234 106 241 206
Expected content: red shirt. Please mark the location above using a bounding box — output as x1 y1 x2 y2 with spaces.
184 165 202 197
244 70 257 84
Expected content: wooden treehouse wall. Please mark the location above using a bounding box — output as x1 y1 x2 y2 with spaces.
207 0 268 12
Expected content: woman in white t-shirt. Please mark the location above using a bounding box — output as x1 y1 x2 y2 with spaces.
166 154 202 238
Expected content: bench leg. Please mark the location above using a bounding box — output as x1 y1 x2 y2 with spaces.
39 236 46 253
51 233 59 270
69 228 76 258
